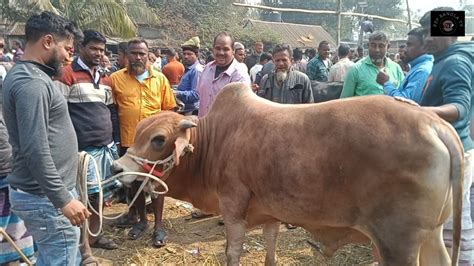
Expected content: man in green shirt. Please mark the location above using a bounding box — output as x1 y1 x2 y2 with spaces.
340 31 404 98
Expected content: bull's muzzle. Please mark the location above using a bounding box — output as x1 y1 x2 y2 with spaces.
111 160 138 187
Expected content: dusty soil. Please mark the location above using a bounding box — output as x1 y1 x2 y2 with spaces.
93 198 374 265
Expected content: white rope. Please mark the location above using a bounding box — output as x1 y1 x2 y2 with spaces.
77 151 172 239
77 142 195 242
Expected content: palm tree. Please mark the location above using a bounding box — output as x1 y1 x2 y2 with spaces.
1 0 159 38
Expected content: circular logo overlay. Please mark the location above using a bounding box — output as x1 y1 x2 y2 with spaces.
440 18 456 34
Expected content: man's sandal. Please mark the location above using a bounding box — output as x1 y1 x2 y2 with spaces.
128 222 149 240
152 228 168 248
91 234 119 250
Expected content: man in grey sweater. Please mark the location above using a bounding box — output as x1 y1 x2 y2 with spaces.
2 12 90 265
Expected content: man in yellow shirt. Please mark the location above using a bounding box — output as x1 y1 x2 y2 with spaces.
110 38 176 247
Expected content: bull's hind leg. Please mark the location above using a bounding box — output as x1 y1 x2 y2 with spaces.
419 225 450 266
263 221 280 266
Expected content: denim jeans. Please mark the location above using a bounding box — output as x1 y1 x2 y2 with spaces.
9 187 81 266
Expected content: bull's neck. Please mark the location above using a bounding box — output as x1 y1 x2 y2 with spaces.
167 117 219 213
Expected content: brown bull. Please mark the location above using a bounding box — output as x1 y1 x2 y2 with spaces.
112 82 463 266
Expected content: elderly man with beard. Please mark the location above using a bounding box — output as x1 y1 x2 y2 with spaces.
340 31 404 98
110 38 177 247
2 12 89 265
257 44 313 104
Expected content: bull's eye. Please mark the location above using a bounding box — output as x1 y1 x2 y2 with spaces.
151 135 166 150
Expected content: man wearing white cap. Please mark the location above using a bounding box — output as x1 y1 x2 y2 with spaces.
234 42 248 73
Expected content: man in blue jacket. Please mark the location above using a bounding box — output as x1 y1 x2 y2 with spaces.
420 7 474 265
377 27 433 103
175 37 202 115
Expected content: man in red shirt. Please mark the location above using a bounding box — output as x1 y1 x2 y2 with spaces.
162 48 185 86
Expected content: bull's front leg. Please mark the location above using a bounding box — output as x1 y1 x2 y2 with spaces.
219 190 251 266
263 221 280 266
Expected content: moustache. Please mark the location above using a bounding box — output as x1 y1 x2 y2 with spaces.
131 62 145 68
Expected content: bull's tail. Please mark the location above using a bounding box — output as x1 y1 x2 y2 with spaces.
434 122 464 266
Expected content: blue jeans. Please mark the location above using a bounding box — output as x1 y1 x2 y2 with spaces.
9 187 81 266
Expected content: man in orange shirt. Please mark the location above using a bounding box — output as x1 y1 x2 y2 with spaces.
110 38 176 247
162 48 185 86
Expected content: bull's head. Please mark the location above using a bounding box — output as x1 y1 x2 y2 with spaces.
111 111 197 191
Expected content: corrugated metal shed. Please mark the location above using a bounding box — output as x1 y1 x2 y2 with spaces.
243 19 336 48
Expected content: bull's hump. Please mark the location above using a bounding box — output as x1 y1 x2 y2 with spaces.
211 82 255 109
219 82 253 100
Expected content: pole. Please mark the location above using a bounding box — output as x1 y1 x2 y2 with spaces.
406 0 412 30
336 0 342 46
358 5 365 48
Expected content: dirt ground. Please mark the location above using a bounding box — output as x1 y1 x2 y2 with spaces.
93 198 374 265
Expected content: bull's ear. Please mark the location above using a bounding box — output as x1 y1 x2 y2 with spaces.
174 123 193 166
179 119 197 131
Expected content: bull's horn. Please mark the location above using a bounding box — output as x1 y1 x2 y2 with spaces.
179 119 197 130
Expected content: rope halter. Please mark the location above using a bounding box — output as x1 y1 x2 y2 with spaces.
125 143 194 179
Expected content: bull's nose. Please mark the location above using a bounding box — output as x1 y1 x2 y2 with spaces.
111 161 124 176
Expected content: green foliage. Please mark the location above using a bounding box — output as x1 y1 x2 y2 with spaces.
147 0 280 48
1 0 160 38
64 0 138 38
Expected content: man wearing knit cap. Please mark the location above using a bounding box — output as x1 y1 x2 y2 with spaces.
175 37 203 115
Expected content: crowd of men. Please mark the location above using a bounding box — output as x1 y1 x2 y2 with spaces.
0 6 472 265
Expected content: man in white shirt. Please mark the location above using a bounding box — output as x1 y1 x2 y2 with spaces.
249 53 271 84
328 44 355 82
0 65 6 81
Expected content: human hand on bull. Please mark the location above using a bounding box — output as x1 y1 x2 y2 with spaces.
376 69 390 85
251 83 259 92
61 199 91 226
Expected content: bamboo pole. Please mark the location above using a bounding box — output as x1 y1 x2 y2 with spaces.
406 0 412 30
336 0 342 46
0 228 33 265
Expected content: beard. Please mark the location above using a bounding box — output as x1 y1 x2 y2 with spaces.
369 52 386 65
275 70 288 84
45 49 63 77
130 62 146 74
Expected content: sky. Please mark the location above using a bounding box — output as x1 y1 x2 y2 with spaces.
405 0 463 16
